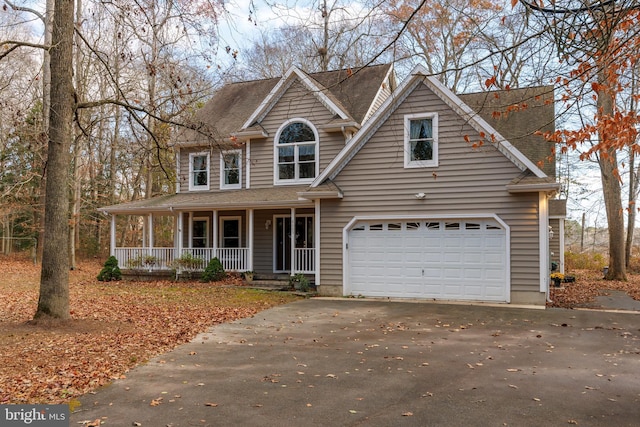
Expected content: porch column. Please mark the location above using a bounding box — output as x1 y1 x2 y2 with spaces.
315 199 320 287
212 210 218 253
290 207 296 275
110 214 116 257
142 215 147 249
148 214 154 255
248 208 254 271
558 218 565 274
176 211 183 258
539 193 550 297
188 212 193 248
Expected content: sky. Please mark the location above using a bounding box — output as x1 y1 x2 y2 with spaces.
7 0 623 230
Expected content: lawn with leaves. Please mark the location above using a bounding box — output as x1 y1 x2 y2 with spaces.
0 257 301 404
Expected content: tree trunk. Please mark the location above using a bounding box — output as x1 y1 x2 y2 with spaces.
625 69 638 267
35 0 56 264
35 0 75 320
597 69 627 280
626 149 637 267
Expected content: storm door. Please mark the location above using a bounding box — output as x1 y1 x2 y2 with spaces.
274 215 313 272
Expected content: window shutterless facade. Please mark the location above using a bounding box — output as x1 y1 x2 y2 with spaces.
189 152 210 191
404 113 438 168
220 150 242 190
275 119 318 184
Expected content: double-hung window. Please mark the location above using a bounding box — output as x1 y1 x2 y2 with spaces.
220 150 242 190
404 113 438 168
275 120 318 184
189 152 210 191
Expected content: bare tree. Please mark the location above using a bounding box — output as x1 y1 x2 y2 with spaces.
519 0 640 280
34 0 74 319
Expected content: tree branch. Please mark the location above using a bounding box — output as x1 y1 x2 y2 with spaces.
4 0 45 21
0 41 49 61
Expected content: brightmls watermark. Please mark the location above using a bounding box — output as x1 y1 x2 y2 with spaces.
0 405 68 426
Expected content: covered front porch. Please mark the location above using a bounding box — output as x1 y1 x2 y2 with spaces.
99 187 328 280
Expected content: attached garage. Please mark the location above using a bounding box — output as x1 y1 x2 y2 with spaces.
345 217 509 302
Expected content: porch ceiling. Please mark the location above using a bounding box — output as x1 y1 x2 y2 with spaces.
99 183 341 215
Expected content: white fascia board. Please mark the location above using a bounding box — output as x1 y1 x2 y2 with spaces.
312 67 422 187
361 63 396 123
241 66 348 131
313 64 549 187
422 74 548 179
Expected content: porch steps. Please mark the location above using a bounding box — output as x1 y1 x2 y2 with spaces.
247 274 315 291
249 280 291 291
248 274 291 291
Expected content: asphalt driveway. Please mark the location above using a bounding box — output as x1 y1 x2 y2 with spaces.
70 299 640 426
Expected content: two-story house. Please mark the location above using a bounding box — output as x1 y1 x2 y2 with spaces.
100 63 565 306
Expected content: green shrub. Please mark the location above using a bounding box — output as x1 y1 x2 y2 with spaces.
288 273 310 292
97 256 122 281
172 253 204 271
201 257 226 282
126 255 143 269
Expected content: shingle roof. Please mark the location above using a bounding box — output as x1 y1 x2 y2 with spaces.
99 183 342 214
459 86 556 177
177 64 393 146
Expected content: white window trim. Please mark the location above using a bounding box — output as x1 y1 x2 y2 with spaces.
220 149 242 190
404 112 438 168
274 118 319 185
219 216 242 248
189 151 210 191
192 217 210 248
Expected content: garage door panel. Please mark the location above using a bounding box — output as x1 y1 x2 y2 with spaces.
348 218 507 302
463 268 483 280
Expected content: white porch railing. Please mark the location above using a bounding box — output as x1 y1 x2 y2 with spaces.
113 247 315 274
293 248 315 273
114 247 250 272
114 247 176 271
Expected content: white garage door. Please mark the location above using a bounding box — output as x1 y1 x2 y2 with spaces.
347 219 507 302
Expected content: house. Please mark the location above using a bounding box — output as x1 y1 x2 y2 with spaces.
99 63 566 306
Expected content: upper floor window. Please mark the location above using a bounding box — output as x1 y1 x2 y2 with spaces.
275 119 318 184
404 113 438 168
189 152 210 191
220 150 242 190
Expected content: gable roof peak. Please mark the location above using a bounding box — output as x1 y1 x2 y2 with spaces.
312 64 548 187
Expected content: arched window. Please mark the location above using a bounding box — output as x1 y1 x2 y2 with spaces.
275 119 318 184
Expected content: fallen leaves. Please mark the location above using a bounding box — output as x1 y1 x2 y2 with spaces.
0 258 300 404
548 269 640 308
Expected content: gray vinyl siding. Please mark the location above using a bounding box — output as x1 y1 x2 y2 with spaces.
252 210 277 272
249 80 350 188
180 210 248 248
320 82 542 296
549 217 561 270
178 147 247 193
252 208 315 273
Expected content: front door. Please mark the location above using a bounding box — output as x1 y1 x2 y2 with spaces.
275 215 313 272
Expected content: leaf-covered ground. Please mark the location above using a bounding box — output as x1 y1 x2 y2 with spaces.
3 257 639 405
0 257 301 404
548 269 640 308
